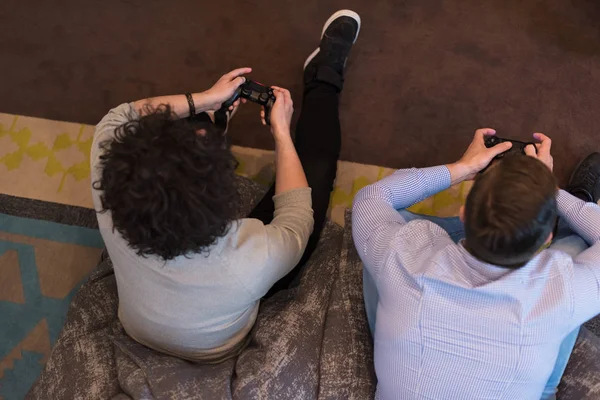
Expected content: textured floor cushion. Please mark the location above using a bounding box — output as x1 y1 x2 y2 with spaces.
26 178 376 399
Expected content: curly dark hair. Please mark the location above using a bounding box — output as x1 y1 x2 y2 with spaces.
93 105 239 260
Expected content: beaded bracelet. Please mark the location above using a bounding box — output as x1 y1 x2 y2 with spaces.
185 93 195 117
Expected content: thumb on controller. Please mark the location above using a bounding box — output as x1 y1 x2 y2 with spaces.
232 76 246 88
487 141 512 158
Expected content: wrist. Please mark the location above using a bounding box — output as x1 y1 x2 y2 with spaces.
446 162 473 185
190 92 213 113
272 126 292 142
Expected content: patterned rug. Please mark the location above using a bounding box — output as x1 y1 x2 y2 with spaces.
0 111 474 399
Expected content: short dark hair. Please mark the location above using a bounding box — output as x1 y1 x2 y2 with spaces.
93 105 239 260
464 155 558 267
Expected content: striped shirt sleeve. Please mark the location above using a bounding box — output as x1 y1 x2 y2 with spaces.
351 166 451 280
557 190 600 324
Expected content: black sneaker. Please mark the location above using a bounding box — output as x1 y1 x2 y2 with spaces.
304 10 361 91
566 152 600 202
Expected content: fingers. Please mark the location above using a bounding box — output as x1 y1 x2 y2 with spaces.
271 88 289 106
271 87 293 109
222 68 251 90
488 141 512 157
533 132 551 142
524 144 537 157
231 76 246 87
271 86 290 96
260 108 266 125
283 89 292 105
224 67 252 80
271 89 284 101
529 133 554 171
474 128 496 141
271 86 290 93
533 132 552 156
271 90 284 111
228 99 241 111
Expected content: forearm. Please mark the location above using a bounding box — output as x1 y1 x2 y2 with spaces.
557 190 600 245
273 130 308 194
245 188 313 296
358 165 451 211
133 92 213 119
447 162 476 186
268 188 314 272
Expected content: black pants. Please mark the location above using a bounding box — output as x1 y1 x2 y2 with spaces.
248 81 341 295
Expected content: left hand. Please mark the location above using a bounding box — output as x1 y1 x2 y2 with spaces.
447 128 513 184
263 86 294 137
200 67 252 112
524 133 554 172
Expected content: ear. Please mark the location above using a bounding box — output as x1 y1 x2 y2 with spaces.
459 205 465 223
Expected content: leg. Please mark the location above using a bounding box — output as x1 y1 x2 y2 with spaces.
250 11 361 295
550 217 589 258
247 81 341 234
259 74 342 294
540 327 581 400
397 210 465 243
292 82 342 264
363 266 378 337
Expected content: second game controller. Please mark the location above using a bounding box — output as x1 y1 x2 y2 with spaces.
484 135 536 159
222 79 276 125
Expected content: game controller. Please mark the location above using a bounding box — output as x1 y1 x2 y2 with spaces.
222 79 276 125
484 135 536 159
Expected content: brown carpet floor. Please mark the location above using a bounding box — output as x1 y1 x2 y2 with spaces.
1 0 599 183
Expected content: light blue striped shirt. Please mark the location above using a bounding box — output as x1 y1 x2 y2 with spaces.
352 166 600 400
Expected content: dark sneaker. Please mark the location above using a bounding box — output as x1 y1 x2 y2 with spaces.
566 152 600 202
304 10 361 90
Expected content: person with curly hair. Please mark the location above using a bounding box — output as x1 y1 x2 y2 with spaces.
91 10 361 362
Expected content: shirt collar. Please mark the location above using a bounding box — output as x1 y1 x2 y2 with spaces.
456 240 515 284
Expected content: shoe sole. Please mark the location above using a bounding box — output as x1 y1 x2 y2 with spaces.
303 9 361 70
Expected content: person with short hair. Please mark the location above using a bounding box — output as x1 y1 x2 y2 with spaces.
91 10 361 363
353 129 600 399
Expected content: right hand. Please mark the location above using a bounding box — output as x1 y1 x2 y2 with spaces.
447 128 513 184
525 133 553 171
261 86 293 137
201 67 252 112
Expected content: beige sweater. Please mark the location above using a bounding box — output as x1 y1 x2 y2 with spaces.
91 103 313 362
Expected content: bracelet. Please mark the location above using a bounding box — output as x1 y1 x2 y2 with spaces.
185 93 195 117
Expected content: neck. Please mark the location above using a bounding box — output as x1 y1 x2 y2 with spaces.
462 241 528 269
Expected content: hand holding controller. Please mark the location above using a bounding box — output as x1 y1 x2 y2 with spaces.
484 135 536 159
222 79 276 125
524 133 554 171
